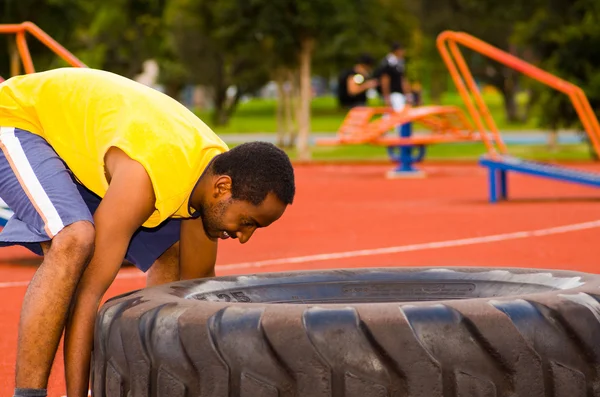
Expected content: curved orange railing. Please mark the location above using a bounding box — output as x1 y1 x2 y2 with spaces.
315 105 475 147
0 21 86 80
437 31 600 159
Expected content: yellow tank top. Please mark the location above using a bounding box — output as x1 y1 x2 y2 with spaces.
0 68 229 227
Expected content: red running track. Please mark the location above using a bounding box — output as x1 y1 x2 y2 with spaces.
1 162 600 396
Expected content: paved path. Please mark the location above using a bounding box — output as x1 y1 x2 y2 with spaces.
220 131 587 145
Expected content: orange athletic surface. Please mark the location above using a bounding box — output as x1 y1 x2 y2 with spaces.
0 162 599 396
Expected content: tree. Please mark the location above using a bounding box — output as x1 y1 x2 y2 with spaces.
0 0 91 78
513 0 600 158
77 0 167 78
164 0 271 126
263 0 341 161
1 0 170 84
415 0 538 123
212 0 414 159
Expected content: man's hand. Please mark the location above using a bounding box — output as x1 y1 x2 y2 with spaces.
64 147 156 397
180 216 218 279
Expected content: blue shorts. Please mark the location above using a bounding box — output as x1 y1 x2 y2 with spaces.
0 127 181 272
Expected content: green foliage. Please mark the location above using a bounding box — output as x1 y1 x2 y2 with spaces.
3 0 600 146
79 0 166 77
514 0 600 132
0 0 90 76
164 0 272 124
313 0 416 77
0 0 165 79
414 0 538 122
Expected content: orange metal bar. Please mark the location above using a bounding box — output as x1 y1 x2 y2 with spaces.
436 35 498 156
0 22 87 79
323 105 475 145
448 40 508 154
437 30 600 157
22 22 87 68
571 86 600 153
16 31 35 73
0 24 25 33
372 135 480 147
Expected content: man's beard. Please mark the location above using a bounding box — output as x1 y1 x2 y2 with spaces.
198 198 230 238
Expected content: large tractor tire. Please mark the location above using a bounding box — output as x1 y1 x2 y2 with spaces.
92 267 600 396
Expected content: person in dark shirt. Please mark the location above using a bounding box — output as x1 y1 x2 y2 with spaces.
374 42 412 111
336 54 379 108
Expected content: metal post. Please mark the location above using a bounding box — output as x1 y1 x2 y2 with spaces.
489 167 497 203
500 170 508 200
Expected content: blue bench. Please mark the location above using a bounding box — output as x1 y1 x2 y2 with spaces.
479 155 600 203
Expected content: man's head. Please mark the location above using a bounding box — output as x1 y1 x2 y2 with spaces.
390 42 405 58
355 53 375 75
195 142 295 243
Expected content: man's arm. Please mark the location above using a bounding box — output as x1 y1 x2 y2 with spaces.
346 75 378 96
380 74 392 106
64 148 156 397
179 216 218 279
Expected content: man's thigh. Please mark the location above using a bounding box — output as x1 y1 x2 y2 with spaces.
145 241 180 287
0 127 94 255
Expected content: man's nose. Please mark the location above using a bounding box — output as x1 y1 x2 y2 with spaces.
237 228 256 244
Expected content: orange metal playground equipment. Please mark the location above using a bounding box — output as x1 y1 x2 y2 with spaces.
315 105 479 176
438 31 600 202
437 31 600 158
318 105 476 146
0 21 86 82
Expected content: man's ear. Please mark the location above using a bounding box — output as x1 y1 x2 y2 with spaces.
213 175 232 198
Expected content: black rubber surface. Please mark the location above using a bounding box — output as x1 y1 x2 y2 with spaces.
92 267 600 396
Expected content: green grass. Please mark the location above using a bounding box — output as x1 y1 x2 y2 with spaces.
197 90 539 134
205 89 597 163
196 96 349 133
273 143 595 163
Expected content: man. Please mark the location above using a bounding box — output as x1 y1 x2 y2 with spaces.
0 67 296 397
336 53 379 108
374 42 413 111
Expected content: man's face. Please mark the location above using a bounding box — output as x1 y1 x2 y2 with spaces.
357 64 373 76
201 191 287 244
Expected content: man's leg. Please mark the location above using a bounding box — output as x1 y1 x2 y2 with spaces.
145 241 180 287
0 127 95 395
15 221 94 389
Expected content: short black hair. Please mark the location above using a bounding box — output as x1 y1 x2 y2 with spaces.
357 53 375 66
391 42 404 51
210 141 295 206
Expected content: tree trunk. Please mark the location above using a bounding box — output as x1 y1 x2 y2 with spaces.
275 69 286 147
296 38 314 161
212 86 228 126
500 70 519 124
222 89 242 125
430 64 446 104
524 88 540 121
211 56 230 126
9 40 21 77
287 68 299 148
547 129 559 152
501 87 518 124
164 82 184 101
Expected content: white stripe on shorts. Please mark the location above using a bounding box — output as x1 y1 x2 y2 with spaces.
0 126 64 237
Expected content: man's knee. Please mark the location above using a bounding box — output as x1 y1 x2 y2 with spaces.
49 221 95 268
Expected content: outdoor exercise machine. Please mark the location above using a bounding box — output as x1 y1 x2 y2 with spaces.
316 105 479 177
437 31 600 202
